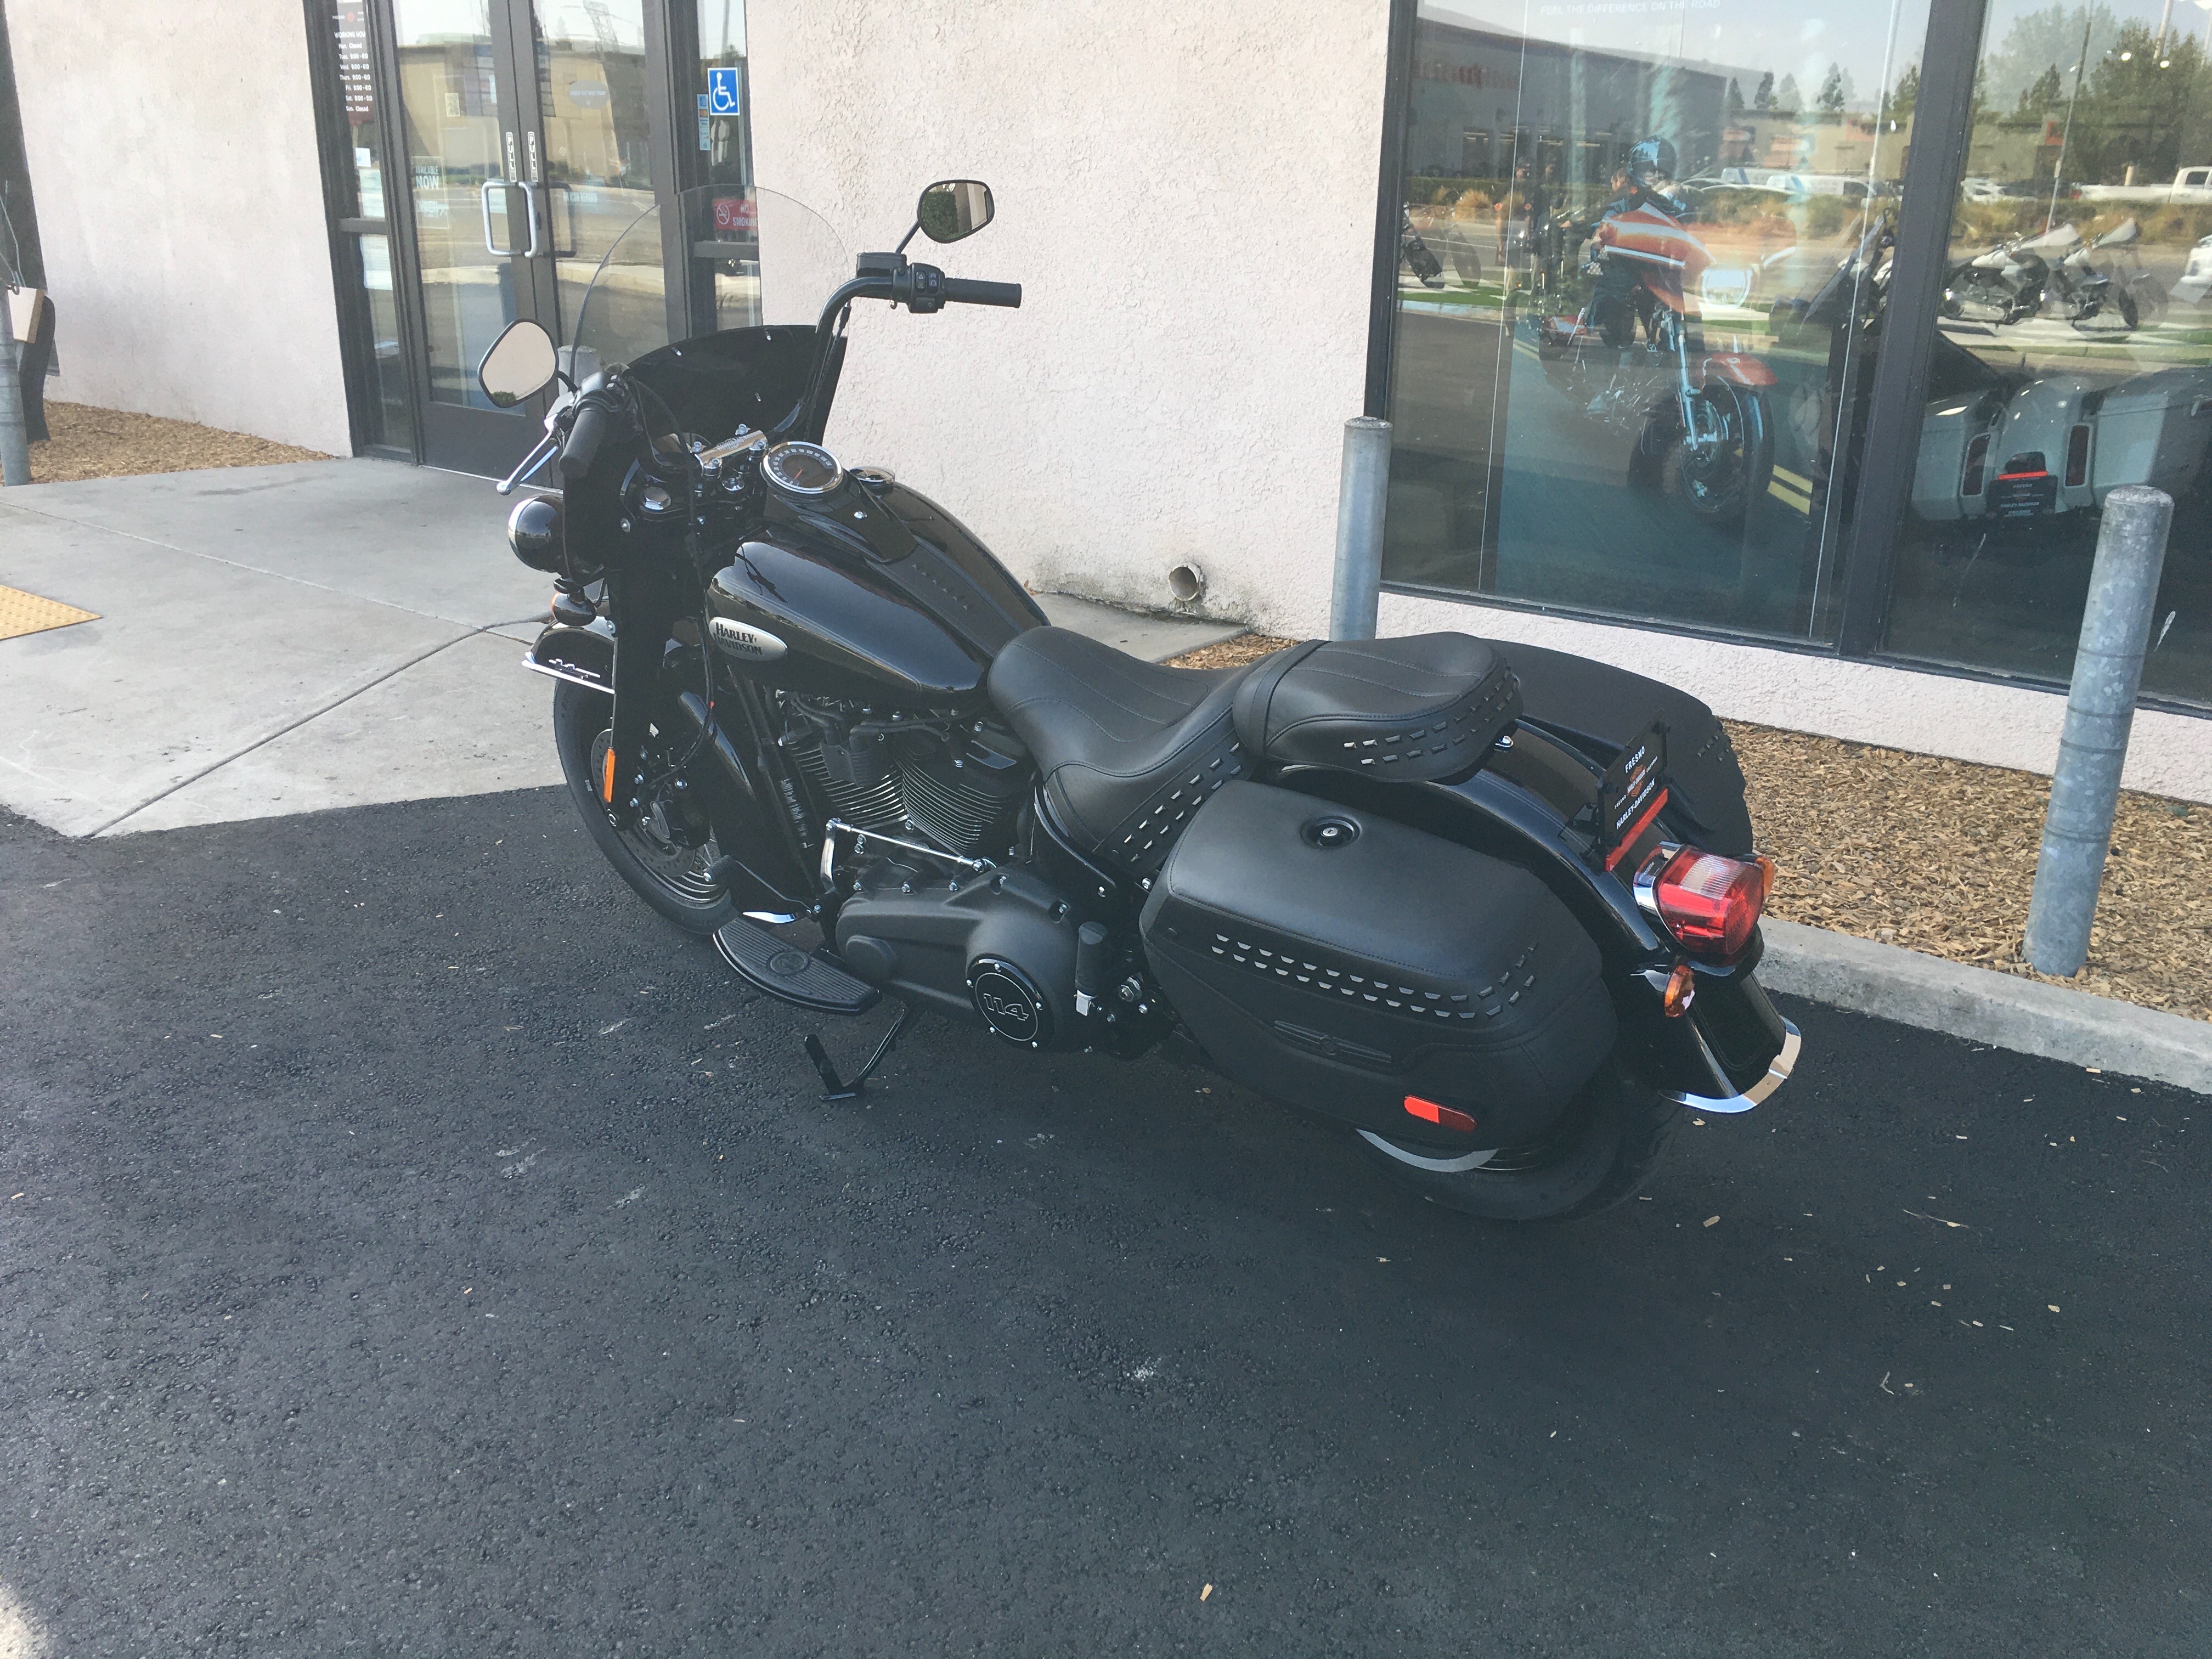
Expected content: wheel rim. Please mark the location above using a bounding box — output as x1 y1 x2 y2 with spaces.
587 728 725 910
1679 385 1748 515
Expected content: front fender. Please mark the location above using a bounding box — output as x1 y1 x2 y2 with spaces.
523 619 614 692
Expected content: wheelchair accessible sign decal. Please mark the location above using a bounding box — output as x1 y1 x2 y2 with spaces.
707 66 742 116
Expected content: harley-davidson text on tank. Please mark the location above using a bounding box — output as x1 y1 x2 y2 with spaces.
708 617 789 661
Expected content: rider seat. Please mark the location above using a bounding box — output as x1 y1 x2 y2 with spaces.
986 628 1520 876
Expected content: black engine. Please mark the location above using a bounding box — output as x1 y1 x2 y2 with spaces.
785 698 1030 860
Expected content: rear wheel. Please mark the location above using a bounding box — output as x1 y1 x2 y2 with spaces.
552 679 737 936
1355 1062 1680 1221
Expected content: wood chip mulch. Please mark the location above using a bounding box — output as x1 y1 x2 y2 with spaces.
27 401 329 483
1167 633 2211 1019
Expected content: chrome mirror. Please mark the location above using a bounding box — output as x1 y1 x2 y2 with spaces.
477 319 558 408
916 179 994 244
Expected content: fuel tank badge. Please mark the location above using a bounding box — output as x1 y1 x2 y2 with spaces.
708 617 789 661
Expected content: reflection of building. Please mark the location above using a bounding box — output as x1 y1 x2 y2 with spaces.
1409 15 1750 184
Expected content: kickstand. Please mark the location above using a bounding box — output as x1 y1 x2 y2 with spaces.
803 1002 915 1102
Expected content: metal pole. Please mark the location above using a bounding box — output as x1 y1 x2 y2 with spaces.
1330 415 1392 641
2023 484 2175 977
0 265 28 486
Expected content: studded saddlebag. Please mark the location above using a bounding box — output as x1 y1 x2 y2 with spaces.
1139 781 1615 1147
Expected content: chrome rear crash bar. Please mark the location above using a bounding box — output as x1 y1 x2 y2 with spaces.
1666 1019 1801 1115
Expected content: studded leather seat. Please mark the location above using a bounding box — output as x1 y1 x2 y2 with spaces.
987 627 1522 877
986 628 1263 875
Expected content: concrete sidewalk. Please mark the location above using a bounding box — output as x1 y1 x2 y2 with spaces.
0 459 1240 838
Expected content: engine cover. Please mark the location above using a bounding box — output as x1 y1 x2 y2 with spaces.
1139 781 1615 1147
834 862 1079 1046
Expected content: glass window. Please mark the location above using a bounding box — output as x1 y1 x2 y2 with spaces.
532 0 660 367
392 0 514 413
693 1 761 332
328 0 414 452
1880 1 2212 704
1384 0 1926 644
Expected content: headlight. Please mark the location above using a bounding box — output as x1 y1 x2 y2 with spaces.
506 493 565 573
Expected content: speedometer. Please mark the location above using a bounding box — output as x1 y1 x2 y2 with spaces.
761 441 844 498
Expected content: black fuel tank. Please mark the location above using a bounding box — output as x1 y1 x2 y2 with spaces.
707 478 1046 707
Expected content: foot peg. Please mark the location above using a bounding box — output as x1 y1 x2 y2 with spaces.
713 917 881 1014
804 1003 916 1102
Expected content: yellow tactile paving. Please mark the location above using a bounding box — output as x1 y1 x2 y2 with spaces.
0 583 100 641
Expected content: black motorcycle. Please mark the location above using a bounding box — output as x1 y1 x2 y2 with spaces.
475 178 1801 1222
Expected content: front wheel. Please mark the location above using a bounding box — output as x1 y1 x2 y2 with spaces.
552 679 737 935
1669 380 1773 528
1355 1063 1680 1221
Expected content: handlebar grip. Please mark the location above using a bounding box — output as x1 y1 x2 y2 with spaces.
939 278 1022 308
560 400 609 479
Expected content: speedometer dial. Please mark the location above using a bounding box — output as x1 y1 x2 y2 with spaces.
761 441 843 498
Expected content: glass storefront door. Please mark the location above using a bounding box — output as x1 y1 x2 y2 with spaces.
387 0 556 474
319 0 754 475
1879 0 2212 704
1383 0 1927 644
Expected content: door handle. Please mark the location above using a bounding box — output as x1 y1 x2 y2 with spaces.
515 180 545 258
481 178 525 256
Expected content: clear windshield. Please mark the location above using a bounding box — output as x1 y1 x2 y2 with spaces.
567 184 850 380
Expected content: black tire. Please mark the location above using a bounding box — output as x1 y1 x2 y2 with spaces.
1672 380 1773 529
551 679 737 936
1355 1062 1680 1222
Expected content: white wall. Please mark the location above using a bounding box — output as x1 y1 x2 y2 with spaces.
746 0 1390 634
10 0 353 454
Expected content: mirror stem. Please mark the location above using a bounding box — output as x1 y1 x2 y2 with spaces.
893 220 922 256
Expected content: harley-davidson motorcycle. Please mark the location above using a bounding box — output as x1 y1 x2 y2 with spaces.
1530 187 1776 528
1943 219 2143 334
475 178 1800 1222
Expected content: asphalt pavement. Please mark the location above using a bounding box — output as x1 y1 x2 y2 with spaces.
3 785 2207 1657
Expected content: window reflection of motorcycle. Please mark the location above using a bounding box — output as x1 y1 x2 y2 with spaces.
1401 207 1447 290
1943 221 2148 334
1529 196 1776 528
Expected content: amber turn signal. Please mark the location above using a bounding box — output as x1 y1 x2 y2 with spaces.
1662 959 1696 1018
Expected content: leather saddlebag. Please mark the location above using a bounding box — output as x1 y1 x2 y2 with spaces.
1139 781 1615 1146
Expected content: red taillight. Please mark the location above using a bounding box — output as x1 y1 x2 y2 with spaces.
1639 847 1774 962
1404 1095 1478 1134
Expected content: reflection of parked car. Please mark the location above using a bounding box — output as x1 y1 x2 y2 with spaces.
2176 236 2212 307
1913 332 2212 525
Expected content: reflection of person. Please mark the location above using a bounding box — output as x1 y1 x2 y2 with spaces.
1586 137 1686 346
1496 162 1550 297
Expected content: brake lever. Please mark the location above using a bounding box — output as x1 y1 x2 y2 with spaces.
495 390 578 497
495 430 560 496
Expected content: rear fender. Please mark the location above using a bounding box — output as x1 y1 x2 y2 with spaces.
1271 744 1786 1108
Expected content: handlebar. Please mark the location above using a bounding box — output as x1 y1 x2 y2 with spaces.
561 399 610 480
940 276 1022 308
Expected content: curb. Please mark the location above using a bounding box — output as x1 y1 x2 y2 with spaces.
1758 918 2212 1095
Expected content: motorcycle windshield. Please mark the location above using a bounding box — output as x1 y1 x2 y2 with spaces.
567 184 850 381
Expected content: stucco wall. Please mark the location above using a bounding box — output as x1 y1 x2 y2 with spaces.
745 0 1390 634
10 0 353 454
